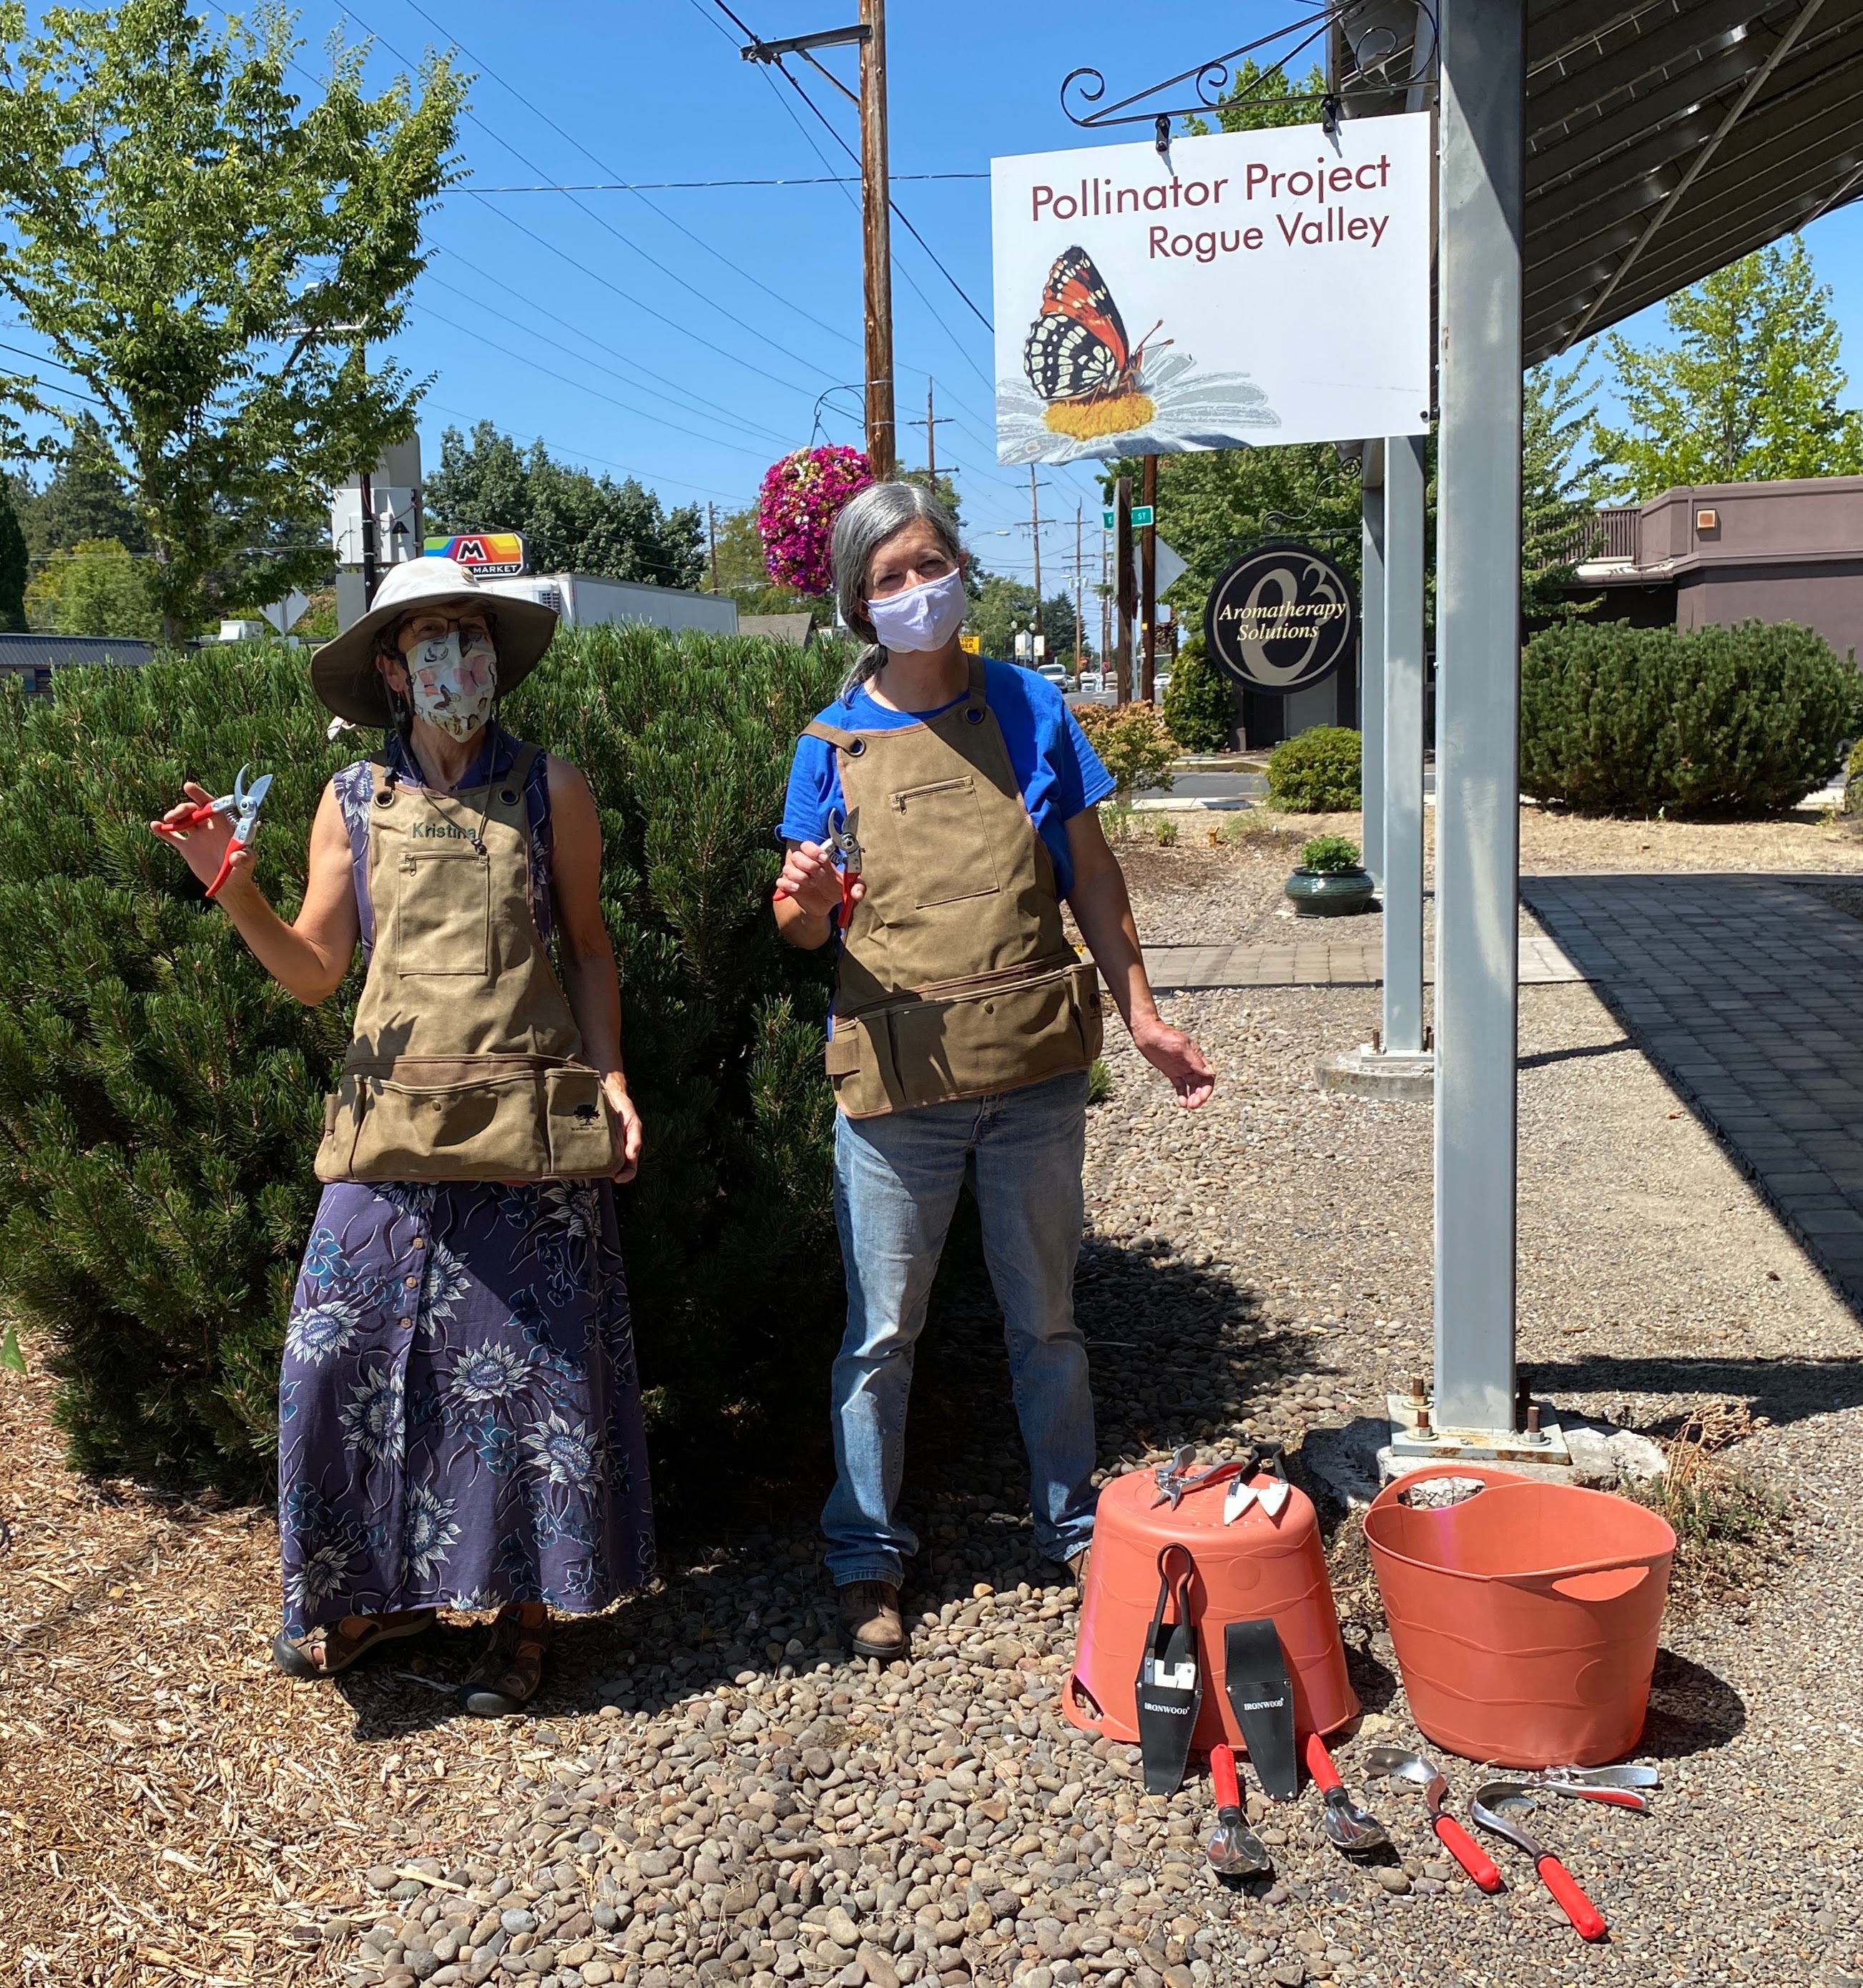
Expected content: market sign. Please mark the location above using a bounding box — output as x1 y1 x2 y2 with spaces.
1204 542 1357 695
423 531 527 577
991 113 1430 464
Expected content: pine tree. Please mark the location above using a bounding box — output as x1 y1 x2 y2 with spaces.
20 416 144 556
1521 362 1601 622
0 627 849 1495
1593 237 1863 497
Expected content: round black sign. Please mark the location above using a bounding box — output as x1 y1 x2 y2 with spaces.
1203 541 1357 694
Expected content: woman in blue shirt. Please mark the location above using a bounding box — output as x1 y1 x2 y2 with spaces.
775 481 1213 1660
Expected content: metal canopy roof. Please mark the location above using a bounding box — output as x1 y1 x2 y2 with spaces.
1334 0 1863 363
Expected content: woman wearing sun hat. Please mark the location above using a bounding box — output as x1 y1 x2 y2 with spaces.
149 556 655 1714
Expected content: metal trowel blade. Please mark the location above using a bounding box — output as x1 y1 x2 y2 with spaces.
1257 1476 1290 1520
1224 1477 1258 1525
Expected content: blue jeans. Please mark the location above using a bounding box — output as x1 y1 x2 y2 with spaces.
822 1068 1098 1587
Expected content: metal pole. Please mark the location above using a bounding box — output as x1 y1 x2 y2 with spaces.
1383 432 1427 1057
925 376 936 488
858 0 895 478
707 503 720 594
1434 0 1523 1438
1360 444 1387 889
1114 476 1134 702
1139 454 1159 702
1074 502 1085 673
1028 465 1043 656
359 468 378 609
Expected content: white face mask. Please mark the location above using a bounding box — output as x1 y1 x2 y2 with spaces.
405 630 498 742
865 566 968 654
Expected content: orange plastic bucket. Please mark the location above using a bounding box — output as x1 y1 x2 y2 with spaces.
1063 1465 1358 1756
1363 1464 1676 1766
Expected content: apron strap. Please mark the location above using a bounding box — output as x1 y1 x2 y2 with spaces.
803 718 870 757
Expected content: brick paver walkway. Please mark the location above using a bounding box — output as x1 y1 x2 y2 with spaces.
1522 872 1863 1302
1144 932 1583 990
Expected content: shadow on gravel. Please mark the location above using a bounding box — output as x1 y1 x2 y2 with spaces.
327 1208 1314 1741
1523 1354 1863 1430
1641 1646 1748 1757
1515 1038 1634 1071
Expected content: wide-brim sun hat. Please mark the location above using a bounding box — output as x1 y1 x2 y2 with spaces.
310 556 560 726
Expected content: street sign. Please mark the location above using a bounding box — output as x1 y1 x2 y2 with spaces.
958 632 980 654
1102 507 1116 530
1154 538 1187 594
423 531 528 577
1130 504 1155 528
1204 540 1357 694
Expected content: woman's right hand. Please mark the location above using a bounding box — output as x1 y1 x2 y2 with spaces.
775 839 863 922
149 782 253 897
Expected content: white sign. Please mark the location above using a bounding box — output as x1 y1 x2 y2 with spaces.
991 114 1432 463
1154 538 1188 594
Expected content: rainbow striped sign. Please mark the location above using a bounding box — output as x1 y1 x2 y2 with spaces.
422 532 527 577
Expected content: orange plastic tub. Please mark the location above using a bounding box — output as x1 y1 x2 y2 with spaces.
1363 1464 1676 1767
1063 1465 1358 1756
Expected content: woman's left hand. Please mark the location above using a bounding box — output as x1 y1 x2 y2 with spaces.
1131 1016 1216 1109
604 1075 644 1182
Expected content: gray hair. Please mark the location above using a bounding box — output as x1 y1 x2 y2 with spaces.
831 481 965 699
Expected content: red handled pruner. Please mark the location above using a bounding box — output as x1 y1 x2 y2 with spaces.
827 809 862 931
175 764 273 898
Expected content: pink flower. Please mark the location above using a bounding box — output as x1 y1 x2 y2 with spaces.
757 446 874 596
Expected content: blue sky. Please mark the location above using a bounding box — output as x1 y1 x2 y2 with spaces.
17 1 1863 584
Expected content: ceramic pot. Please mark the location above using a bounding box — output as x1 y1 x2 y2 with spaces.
1285 865 1375 916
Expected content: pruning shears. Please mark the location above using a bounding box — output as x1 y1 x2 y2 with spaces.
174 764 273 898
827 808 863 931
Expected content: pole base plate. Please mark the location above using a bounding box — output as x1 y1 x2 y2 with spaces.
1385 1392 1573 1465
1316 1047 1435 1101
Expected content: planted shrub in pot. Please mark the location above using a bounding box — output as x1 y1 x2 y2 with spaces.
1286 832 1374 916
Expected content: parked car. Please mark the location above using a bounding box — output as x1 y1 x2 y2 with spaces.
1037 661 1076 692
1153 671 1171 699
1077 669 1105 694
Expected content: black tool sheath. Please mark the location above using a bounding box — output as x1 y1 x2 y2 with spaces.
1223 1618 1299 1801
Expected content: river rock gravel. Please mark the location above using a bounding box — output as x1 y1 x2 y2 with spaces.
5 822 1863 1988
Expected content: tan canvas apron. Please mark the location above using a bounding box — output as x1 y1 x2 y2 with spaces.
805 661 1103 1118
313 743 619 1183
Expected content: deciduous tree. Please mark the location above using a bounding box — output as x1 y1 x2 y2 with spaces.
0 0 466 639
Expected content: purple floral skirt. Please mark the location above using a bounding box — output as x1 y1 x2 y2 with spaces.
277 1177 655 1638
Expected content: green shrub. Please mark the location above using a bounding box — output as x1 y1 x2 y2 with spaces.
1152 815 1179 847
1520 618 1853 815
0 628 847 1494
1299 834 1362 872
1267 726 1362 810
1076 699 1178 799
1160 635 1233 754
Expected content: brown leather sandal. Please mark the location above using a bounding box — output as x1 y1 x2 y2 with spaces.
272 1608 436 1679
463 1602 552 1716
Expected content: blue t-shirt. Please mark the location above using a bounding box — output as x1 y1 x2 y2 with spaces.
778 659 1114 897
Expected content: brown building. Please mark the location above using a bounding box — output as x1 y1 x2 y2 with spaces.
1567 475 1863 661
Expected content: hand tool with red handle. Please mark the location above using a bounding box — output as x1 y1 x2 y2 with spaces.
1471 1781 1608 1942
1204 1743 1273 1876
826 809 863 931
1363 1746 1503 1891
1303 1729 1390 1858
171 765 273 898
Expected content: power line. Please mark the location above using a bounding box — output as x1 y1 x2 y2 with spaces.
462 173 988 191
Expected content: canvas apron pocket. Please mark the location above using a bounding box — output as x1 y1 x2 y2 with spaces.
890 775 1002 907
391 848 493 978
883 958 1100 1111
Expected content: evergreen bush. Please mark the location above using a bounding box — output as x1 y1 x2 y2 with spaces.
1160 635 1234 754
1267 726 1362 810
1520 618 1853 815
0 628 846 1495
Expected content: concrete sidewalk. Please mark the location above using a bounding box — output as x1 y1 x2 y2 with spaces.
1145 931 1584 990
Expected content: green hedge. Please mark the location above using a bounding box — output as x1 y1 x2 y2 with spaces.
1161 635 1233 754
1267 725 1362 811
0 628 847 1494
1520 618 1854 815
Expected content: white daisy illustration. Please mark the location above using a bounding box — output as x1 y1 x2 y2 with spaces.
287 1533 362 1612
403 1485 461 1582
285 1298 360 1367
417 1241 474 1335
338 1363 406 1465
996 348 1280 465
448 1340 530 1405
522 1411 602 1489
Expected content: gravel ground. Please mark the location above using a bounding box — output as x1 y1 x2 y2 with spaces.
4 817 1862 1988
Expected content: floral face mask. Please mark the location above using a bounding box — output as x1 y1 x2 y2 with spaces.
405 630 498 741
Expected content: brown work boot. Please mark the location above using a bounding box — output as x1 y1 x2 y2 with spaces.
837 1580 906 1660
1066 1544 1091 1589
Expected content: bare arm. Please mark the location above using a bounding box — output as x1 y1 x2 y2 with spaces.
546 757 643 1183
150 778 360 1005
1064 807 1215 1108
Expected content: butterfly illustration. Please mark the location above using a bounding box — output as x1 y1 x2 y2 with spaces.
1023 247 1166 404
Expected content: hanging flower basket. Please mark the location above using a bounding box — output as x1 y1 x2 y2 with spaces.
756 445 874 598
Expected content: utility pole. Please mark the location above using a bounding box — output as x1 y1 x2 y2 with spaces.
1028 465 1044 659
707 503 720 594
1139 453 1159 702
358 468 378 609
909 377 955 493
859 0 895 478
1114 476 1134 702
1100 532 1111 675
1073 503 1085 673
